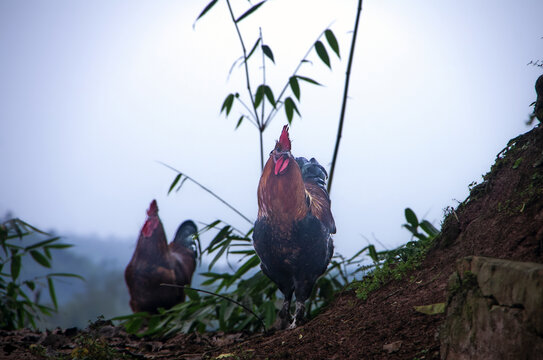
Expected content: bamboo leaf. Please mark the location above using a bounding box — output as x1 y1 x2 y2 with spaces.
24 280 35 291
263 301 276 328
235 1 266 23
404 208 419 228
263 85 276 108
324 29 340 58
314 40 331 68
289 76 300 100
420 220 440 238
207 226 232 248
185 288 200 301
296 75 322 86
30 250 51 268
47 277 58 309
246 38 262 63
230 255 260 282
176 176 189 192
11 253 21 281
196 0 219 22
235 115 244 129
24 237 61 251
368 244 379 263
209 238 231 270
168 173 183 195
262 45 275 63
254 85 265 109
47 272 85 281
45 243 73 250
221 93 235 116
284 97 300 124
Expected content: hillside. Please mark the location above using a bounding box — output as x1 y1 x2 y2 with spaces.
2 124 542 359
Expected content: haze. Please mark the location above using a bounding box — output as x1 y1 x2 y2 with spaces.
1 0 541 258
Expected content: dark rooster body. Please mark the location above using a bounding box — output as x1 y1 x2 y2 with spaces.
254 125 335 329
124 200 197 313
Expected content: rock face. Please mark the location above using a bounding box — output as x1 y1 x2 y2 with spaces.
441 256 543 359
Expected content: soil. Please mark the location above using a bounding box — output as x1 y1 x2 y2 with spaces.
2 125 543 360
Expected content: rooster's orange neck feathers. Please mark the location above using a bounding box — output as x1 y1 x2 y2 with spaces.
257 126 308 230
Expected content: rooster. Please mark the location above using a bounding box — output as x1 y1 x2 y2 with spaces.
254 125 335 329
125 200 197 313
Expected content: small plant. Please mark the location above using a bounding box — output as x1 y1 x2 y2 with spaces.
198 0 343 170
117 0 366 335
354 208 439 300
71 332 131 360
0 218 83 330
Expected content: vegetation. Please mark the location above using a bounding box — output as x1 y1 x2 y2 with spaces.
0 218 83 330
353 208 440 300
115 0 442 336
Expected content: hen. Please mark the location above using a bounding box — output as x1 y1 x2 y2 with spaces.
253 125 335 329
125 200 197 313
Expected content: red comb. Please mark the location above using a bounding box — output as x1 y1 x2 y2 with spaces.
142 200 159 237
277 125 291 151
147 199 158 216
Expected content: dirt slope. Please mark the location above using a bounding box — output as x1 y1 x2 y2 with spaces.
2 125 543 359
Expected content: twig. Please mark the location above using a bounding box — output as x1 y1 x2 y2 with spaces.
160 283 267 331
327 0 364 194
225 0 264 170
158 161 254 225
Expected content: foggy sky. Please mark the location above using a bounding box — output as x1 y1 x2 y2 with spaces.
1 0 542 258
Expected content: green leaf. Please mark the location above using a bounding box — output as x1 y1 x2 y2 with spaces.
168 173 182 195
24 280 35 291
414 302 446 315
125 316 145 334
296 75 322 86
207 225 232 251
221 93 235 116
404 208 419 228
235 1 266 23
209 238 231 270
314 40 331 68
254 85 265 109
176 176 189 193
419 220 439 238
47 272 85 281
185 287 200 301
289 76 300 100
235 116 244 129
45 243 73 250
246 38 262 63
24 237 61 251
10 253 21 281
30 250 51 268
263 85 276 108
231 255 260 282
284 97 300 124
47 277 57 309
196 0 219 22
263 301 276 328
368 244 378 263
324 29 340 58
262 45 275 63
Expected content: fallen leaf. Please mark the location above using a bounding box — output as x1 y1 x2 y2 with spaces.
414 302 446 315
